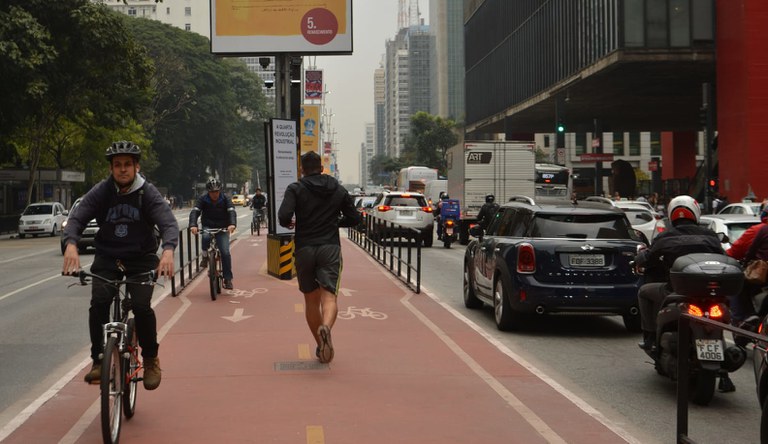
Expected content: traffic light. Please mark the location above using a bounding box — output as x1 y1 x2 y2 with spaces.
699 106 708 129
557 120 565 133
708 178 718 193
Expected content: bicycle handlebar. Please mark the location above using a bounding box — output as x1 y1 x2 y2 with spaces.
63 269 158 287
201 228 227 234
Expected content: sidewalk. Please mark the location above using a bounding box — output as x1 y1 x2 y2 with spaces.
1 233 638 443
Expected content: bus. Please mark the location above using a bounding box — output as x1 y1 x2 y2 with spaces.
397 166 438 193
534 163 571 198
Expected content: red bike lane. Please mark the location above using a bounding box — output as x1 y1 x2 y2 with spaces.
1 232 640 443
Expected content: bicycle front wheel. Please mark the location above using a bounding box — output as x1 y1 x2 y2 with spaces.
256 217 261 236
101 336 123 444
122 319 138 419
209 252 218 301
216 254 223 294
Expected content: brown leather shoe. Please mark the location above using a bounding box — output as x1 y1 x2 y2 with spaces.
143 357 162 390
84 361 101 384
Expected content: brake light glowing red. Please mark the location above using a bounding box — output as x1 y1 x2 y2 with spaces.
517 243 536 273
687 304 703 317
377 205 392 212
656 225 665 233
421 206 433 213
709 305 724 319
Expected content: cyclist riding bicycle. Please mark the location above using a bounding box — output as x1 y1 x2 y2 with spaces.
250 187 267 226
189 178 237 289
62 141 179 390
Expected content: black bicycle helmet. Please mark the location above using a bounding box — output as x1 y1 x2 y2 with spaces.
485 194 495 203
206 177 222 191
105 141 141 161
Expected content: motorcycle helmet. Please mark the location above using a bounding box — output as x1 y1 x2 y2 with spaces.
667 195 701 225
441 193 450 200
105 141 141 161
206 177 223 191
485 194 495 204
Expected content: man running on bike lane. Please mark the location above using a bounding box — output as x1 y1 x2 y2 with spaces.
62 141 178 390
250 187 267 228
189 177 237 289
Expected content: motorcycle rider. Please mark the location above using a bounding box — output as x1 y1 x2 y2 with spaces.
436 193 450 240
635 195 724 351
476 194 499 230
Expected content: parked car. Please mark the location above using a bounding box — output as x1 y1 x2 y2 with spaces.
699 214 760 250
718 202 762 216
463 196 646 331
367 191 434 247
60 198 99 254
232 194 246 206
18 202 67 238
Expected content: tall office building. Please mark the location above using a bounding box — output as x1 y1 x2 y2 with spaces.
95 0 210 38
429 0 464 123
374 61 386 158
360 123 375 186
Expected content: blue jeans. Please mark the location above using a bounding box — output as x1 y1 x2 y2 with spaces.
202 229 233 280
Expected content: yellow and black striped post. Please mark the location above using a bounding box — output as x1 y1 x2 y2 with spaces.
267 234 296 279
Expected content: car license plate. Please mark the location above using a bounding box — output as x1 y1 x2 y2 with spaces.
569 254 605 267
29 226 38 230
399 210 413 216
695 339 724 361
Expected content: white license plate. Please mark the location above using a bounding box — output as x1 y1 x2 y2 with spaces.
29 226 38 230
695 339 724 361
399 210 413 216
569 254 605 267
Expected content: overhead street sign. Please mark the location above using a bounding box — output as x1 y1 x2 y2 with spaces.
579 153 614 162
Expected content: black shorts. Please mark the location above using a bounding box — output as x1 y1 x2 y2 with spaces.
294 244 342 295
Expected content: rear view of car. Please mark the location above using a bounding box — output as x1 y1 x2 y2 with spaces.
368 192 434 247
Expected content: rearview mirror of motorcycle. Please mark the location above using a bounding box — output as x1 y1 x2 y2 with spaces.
717 232 729 244
469 225 483 238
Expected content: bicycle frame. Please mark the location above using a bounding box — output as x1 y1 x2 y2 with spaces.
202 228 225 300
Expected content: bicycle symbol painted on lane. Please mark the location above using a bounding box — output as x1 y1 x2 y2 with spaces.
227 288 268 298
337 306 387 320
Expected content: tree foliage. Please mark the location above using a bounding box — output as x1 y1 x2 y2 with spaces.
400 112 458 176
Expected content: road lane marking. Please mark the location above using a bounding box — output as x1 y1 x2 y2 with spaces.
400 293 567 444
295 303 305 312
0 248 58 264
299 343 312 360
306 425 324 444
0 260 94 303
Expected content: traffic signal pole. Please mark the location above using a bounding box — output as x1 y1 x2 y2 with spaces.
702 82 714 212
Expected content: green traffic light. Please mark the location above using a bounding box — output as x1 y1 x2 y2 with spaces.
557 124 565 133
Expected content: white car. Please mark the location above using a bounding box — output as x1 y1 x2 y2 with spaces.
717 202 762 216
60 197 100 254
699 214 760 250
18 202 67 238
583 197 664 243
367 191 434 247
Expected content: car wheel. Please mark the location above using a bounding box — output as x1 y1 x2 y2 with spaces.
623 313 642 332
463 262 483 309
423 227 433 248
50 224 57 237
493 274 521 331
18 233 25 239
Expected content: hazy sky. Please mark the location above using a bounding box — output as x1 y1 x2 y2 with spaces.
310 0 428 185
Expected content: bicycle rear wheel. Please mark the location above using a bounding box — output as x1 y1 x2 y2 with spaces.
101 336 123 444
216 254 223 294
256 217 261 236
209 251 218 301
122 318 139 419
250 220 255 235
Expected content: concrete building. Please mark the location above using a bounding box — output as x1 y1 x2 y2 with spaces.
360 123 375 186
430 0 465 123
96 0 210 38
374 62 386 158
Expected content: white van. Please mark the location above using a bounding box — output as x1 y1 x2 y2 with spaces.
424 179 447 210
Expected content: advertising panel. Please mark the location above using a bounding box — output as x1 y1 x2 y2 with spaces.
299 105 320 155
269 119 298 235
305 70 323 100
211 0 353 55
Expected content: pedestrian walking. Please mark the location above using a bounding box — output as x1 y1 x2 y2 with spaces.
277 152 360 363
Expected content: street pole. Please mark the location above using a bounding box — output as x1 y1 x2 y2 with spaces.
702 82 713 212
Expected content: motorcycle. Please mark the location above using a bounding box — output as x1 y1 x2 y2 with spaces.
639 253 747 406
438 199 460 249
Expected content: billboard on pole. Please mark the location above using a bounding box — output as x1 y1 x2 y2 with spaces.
210 0 353 55
300 105 320 155
305 70 323 100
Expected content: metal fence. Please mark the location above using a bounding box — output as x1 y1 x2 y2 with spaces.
347 214 422 294
169 227 206 297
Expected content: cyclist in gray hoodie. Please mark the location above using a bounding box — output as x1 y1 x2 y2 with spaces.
278 151 360 363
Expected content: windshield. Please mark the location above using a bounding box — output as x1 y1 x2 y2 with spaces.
385 196 427 207
23 204 53 216
727 222 760 243
532 213 633 239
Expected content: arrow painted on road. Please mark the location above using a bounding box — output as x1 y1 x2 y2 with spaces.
222 308 253 323
339 288 356 297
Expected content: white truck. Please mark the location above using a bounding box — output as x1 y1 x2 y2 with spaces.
446 140 536 244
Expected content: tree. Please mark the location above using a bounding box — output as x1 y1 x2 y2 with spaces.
402 112 458 176
368 155 402 187
0 0 153 205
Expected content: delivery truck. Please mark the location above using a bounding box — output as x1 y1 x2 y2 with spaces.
446 140 536 244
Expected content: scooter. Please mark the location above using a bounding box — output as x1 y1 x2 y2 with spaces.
640 253 747 406
438 198 461 249
442 216 457 248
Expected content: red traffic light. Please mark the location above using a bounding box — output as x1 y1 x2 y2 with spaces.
709 179 716 187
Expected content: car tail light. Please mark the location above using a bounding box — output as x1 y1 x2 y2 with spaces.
687 304 704 317
402 193 411 198
445 219 454 227
377 205 392 212
709 304 725 319
656 225 665 233
517 243 536 273
421 206 433 213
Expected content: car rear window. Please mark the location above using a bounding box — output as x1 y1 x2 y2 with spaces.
622 208 654 223
531 213 633 239
24 205 53 215
385 196 426 207
727 222 759 243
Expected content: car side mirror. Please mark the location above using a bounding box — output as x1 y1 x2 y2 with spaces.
63 210 69 216
469 225 484 238
717 232 729 244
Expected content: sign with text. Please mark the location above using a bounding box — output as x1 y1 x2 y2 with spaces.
269 119 298 235
579 153 614 162
300 105 320 155
305 70 323 100
211 0 353 55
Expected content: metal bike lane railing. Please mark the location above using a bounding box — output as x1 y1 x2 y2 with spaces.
347 214 421 294
676 314 764 443
169 227 206 297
